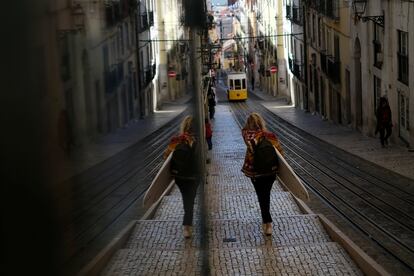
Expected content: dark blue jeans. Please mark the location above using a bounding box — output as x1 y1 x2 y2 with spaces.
251 175 276 223
379 125 392 146
209 105 215 119
206 137 212 150
175 178 199 226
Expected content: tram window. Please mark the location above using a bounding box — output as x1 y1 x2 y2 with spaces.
242 79 246 89
229 79 234 89
235 79 241 89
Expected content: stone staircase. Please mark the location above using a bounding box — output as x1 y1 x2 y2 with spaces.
101 105 367 275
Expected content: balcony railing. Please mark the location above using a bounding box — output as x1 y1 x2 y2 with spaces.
293 62 301 79
288 56 304 80
311 0 338 19
144 68 152 87
141 64 156 88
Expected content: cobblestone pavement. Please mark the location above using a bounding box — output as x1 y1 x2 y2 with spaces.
102 104 365 275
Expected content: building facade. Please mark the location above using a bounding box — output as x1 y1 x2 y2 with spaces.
55 0 154 147
305 0 352 125
153 0 189 109
352 0 413 147
282 0 413 147
53 0 189 148
284 0 306 107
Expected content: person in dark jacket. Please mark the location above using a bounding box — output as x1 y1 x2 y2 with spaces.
164 116 198 238
241 113 283 236
205 118 213 150
207 85 216 119
376 97 392 147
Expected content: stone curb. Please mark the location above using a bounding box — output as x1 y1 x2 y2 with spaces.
294 197 390 276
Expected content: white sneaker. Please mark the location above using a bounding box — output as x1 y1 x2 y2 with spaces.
183 225 191 238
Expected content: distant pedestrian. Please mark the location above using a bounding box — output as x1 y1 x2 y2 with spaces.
205 118 213 150
164 115 198 238
375 97 392 147
241 113 284 236
211 75 216 86
207 85 216 119
251 75 255 91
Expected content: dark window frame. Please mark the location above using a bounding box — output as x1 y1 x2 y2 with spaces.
234 79 241 90
397 30 409 85
373 24 383 69
373 75 381 111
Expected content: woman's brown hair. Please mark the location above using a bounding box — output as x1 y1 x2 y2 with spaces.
244 112 266 131
180 115 193 134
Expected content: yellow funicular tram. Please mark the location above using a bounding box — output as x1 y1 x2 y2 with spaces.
226 72 247 101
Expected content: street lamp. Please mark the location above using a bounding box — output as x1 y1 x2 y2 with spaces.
352 0 366 16
352 0 384 27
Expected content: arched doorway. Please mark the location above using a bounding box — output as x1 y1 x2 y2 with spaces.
354 38 363 130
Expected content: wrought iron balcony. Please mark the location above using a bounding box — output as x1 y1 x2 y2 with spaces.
144 67 153 87
288 56 303 80
293 62 302 79
288 57 293 71
311 0 340 18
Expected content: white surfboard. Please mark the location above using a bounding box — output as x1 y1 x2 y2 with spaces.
143 154 175 209
275 150 309 201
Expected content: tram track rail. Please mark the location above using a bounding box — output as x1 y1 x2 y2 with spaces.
226 94 414 272
61 111 187 273
66 124 176 222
